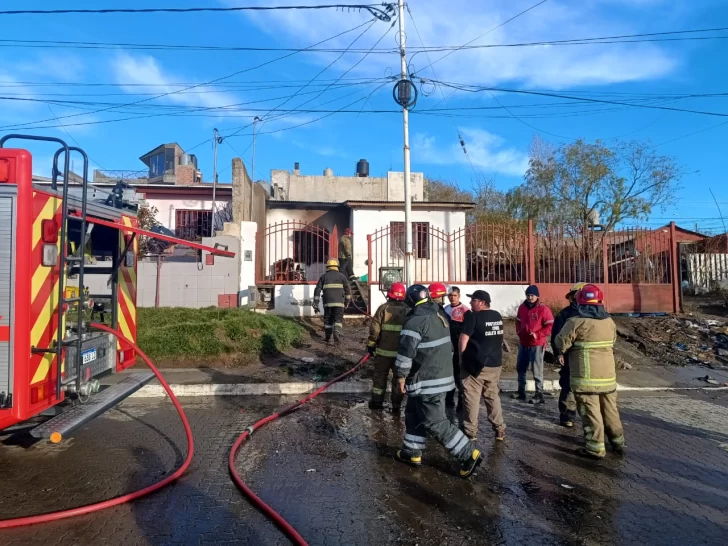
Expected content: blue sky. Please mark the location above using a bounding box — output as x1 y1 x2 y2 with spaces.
1 0 727 233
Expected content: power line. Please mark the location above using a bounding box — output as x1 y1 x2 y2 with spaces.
2 26 727 52
0 18 378 132
406 4 480 176
223 16 380 139
45 105 108 171
0 4 395 21
430 80 728 118
410 0 551 76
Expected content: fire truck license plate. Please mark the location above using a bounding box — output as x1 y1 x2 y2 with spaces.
82 349 97 365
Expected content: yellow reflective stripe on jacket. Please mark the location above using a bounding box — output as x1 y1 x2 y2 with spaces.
381 324 403 332
323 283 344 289
571 377 617 387
375 348 398 358
573 340 614 348
324 302 345 308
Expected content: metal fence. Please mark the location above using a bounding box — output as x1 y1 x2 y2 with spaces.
681 239 728 293
256 221 336 284
367 221 676 288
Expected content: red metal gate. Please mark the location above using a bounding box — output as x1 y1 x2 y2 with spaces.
256 221 334 284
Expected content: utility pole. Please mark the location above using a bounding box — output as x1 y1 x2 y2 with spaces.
211 127 220 236
250 116 261 222
397 0 413 286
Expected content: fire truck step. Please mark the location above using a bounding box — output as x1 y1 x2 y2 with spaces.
29 372 156 443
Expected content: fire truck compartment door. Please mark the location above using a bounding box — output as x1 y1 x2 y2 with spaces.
0 187 16 406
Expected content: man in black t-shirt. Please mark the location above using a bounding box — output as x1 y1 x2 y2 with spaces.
459 290 506 441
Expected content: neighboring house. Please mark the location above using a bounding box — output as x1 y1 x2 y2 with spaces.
34 142 234 242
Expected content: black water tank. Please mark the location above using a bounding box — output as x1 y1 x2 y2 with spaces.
356 159 369 177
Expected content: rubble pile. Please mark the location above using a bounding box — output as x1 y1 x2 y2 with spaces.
616 315 728 368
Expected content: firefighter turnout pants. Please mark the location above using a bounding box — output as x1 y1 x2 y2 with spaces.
370 355 404 408
558 364 577 425
323 305 345 341
575 391 625 456
401 393 476 464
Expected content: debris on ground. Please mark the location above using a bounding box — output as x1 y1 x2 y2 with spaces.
614 313 728 368
697 375 720 385
619 361 633 371
560 484 574 490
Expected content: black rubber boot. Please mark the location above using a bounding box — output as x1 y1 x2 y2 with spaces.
368 400 384 411
511 392 526 401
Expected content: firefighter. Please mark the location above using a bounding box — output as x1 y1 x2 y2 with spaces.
367 282 408 413
428 282 447 308
339 227 355 280
394 284 484 478
313 259 351 343
554 284 625 459
551 282 585 428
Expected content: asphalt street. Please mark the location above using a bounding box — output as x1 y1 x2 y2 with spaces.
1 390 727 545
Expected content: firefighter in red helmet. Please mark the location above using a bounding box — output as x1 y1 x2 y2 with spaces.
367 282 409 413
428 282 447 307
555 284 625 459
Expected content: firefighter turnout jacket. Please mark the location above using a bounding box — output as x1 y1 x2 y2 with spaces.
314 269 351 308
395 301 455 397
554 305 618 394
368 300 409 358
339 234 353 261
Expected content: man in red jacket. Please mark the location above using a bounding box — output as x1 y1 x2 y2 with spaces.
513 285 554 404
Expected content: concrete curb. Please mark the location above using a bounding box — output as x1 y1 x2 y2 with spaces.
128 380 728 398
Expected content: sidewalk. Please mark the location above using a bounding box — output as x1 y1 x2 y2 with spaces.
121 364 728 398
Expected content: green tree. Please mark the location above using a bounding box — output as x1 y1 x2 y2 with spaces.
423 177 472 203
511 137 682 232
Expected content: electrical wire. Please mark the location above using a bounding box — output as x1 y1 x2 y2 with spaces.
0 27 728 52
429 80 728 118
0 4 395 21
0 19 378 132
405 4 479 176
0 323 194 530
410 0 550 76
45 105 108 170
229 353 371 546
223 17 380 139
1 26 726 52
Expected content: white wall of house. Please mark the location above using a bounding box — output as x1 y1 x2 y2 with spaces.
351 209 467 282
368 283 528 318
143 196 232 231
255 284 320 317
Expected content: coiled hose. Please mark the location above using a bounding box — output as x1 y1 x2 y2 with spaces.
229 353 371 546
0 322 194 529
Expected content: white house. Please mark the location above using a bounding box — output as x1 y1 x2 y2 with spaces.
248 162 475 317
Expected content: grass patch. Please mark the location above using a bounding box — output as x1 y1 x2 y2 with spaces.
136 307 305 362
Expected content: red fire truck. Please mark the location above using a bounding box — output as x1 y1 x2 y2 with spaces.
0 135 234 442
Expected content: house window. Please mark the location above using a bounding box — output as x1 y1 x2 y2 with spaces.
293 229 328 265
175 210 212 241
390 221 430 259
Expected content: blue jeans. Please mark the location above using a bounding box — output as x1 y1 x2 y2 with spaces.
517 345 544 395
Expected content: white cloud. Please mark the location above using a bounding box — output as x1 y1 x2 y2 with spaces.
230 0 680 89
413 128 528 176
111 53 239 112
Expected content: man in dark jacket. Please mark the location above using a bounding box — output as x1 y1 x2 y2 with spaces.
313 259 351 343
394 284 483 479
513 284 554 404
551 282 585 427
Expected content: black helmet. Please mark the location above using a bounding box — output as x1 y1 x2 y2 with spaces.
405 284 430 308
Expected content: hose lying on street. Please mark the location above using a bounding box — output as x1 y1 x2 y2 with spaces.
0 322 194 530
228 352 371 546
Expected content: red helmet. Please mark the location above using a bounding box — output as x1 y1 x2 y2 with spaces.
428 282 447 299
387 282 406 301
576 284 605 306
344 228 352 236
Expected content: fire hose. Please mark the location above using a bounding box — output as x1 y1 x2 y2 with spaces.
0 322 194 530
228 353 371 546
